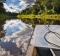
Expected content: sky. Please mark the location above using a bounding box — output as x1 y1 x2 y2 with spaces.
3 0 36 13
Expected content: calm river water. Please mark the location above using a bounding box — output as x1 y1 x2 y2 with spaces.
0 19 60 38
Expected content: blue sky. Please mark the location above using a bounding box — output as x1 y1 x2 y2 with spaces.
3 0 36 13
6 0 20 6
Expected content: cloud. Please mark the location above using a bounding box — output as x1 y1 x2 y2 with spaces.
19 0 29 10
22 0 36 4
3 0 36 13
3 3 18 13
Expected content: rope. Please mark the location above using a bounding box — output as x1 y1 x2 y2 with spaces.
44 25 60 48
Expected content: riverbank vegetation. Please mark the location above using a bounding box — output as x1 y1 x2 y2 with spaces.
0 2 7 19
0 0 60 25
20 0 60 14
18 0 60 25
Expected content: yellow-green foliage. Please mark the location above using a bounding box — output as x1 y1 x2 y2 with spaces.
17 14 60 20
17 14 60 24
0 14 7 19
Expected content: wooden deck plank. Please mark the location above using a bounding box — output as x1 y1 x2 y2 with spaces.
26 46 36 56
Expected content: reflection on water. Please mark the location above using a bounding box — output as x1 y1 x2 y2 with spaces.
0 20 5 38
0 19 28 37
0 19 32 38
3 19 27 36
0 27 33 56
0 19 33 56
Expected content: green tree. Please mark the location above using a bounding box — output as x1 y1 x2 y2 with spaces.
0 2 6 19
0 2 6 14
20 0 60 14
52 0 60 13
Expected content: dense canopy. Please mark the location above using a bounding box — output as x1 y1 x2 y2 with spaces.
20 0 60 14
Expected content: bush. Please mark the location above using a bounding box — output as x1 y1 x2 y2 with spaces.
0 14 7 19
